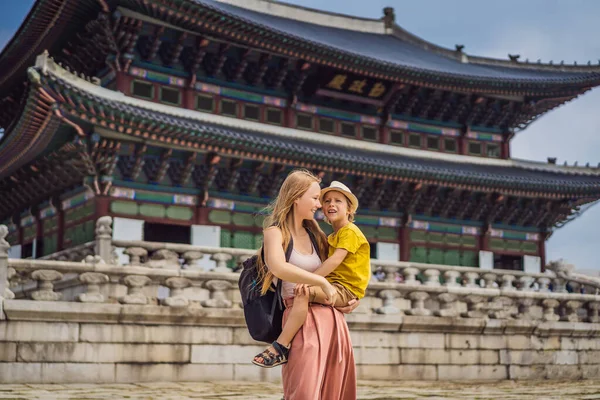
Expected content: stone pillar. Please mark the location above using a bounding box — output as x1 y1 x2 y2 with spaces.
95 216 114 264
0 225 9 319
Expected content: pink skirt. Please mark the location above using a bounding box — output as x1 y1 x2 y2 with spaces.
281 299 357 400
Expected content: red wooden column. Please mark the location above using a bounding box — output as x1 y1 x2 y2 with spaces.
115 71 129 94
399 215 410 261
479 224 490 251
538 232 548 272
459 126 468 155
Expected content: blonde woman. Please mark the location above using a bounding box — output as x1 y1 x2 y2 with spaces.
253 169 358 400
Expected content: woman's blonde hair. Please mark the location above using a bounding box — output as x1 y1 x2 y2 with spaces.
256 169 328 294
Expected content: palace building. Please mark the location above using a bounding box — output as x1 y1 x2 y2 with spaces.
2 0 600 272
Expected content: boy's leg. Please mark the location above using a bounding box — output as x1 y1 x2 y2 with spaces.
309 285 353 307
253 291 309 366
277 291 309 347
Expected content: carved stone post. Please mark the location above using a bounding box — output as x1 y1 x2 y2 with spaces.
31 270 64 301
375 289 402 315
435 293 458 317
560 300 583 322
383 266 398 283
542 299 560 322
77 272 109 303
586 302 600 323
119 275 151 304
123 247 148 266
211 253 233 273
443 270 461 287
537 277 551 293
181 251 203 269
201 280 233 308
482 273 498 289
514 297 537 320
423 269 441 287
553 277 567 293
501 274 516 291
488 296 513 319
5 268 15 300
0 225 9 302
95 216 114 264
402 267 420 286
518 276 535 291
463 272 479 288
405 291 431 316
462 295 487 318
163 277 192 307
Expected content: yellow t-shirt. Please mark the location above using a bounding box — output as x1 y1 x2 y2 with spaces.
326 222 371 299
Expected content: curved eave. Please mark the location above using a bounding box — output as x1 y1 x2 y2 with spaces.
34 57 600 199
0 0 100 95
0 141 92 220
0 78 62 179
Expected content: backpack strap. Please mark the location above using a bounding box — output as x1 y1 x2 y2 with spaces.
305 228 322 261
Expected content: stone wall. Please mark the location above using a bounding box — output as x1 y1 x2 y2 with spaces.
1 302 599 384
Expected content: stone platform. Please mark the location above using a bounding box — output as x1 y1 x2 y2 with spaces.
1 381 600 399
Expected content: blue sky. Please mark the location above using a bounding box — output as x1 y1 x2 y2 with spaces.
2 0 600 271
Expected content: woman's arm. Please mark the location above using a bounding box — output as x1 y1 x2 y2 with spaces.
263 227 328 287
312 248 348 277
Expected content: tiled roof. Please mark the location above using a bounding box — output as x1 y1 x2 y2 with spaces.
196 0 600 86
38 66 600 197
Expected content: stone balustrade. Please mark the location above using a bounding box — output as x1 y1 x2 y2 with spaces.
2 217 600 325
3 218 600 383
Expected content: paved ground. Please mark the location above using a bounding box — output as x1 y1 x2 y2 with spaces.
1 381 600 400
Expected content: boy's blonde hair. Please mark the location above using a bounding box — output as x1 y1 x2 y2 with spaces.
256 169 328 295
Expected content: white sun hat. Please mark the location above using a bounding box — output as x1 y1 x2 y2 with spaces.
319 181 359 213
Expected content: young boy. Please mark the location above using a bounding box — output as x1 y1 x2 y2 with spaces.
253 181 371 368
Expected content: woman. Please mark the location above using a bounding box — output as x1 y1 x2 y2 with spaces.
255 169 358 400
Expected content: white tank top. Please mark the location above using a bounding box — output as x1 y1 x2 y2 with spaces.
281 246 322 299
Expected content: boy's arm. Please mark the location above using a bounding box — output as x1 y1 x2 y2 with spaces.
313 248 348 277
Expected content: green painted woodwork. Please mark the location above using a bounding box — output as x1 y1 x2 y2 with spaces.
111 201 139 215
429 232 444 244
139 204 166 218
232 231 255 249
489 238 505 251
445 234 461 245
42 234 58 256
461 251 478 267
254 214 265 228
461 236 477 248
135 191 176 203
444 250 461 266
22 225 36 242
428 248 444 264
522 242 538 253
209 210 232 224
43 217 58 235
220 229 231 248
232 213 255 227
165 206 193 220
376 227 397 240
410 230 427 243
254 234 263 249
410 247 428 263
358 225 377 239
354 215 380 226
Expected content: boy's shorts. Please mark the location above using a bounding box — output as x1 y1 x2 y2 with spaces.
332 282 356 306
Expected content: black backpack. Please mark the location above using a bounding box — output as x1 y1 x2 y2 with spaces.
238 228 319 343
